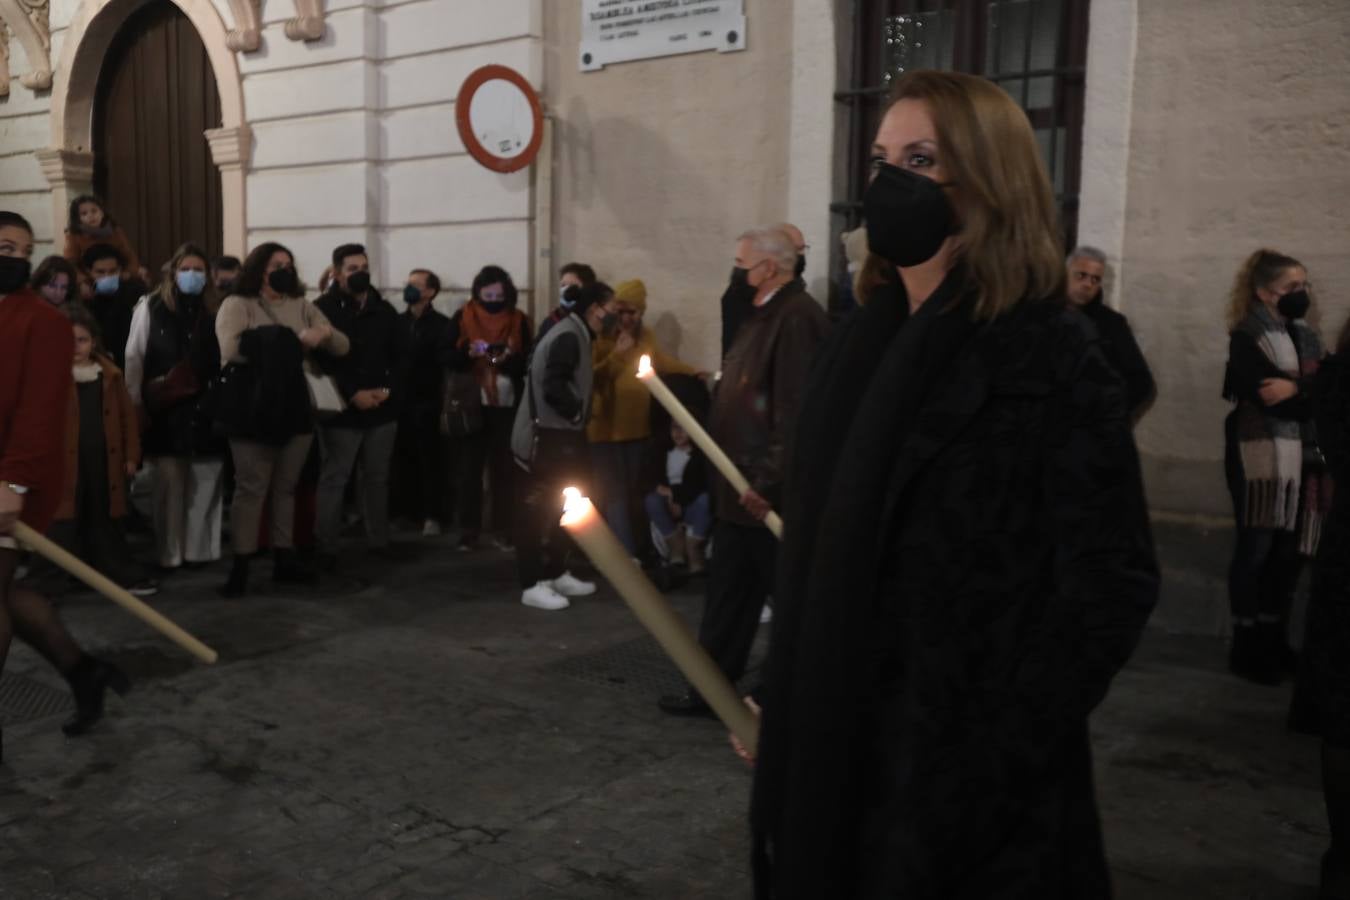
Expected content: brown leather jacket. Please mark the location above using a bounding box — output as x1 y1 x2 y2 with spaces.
709 281 829 528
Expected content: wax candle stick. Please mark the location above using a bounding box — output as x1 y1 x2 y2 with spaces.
636 355 783 540
560 489 758 756
13 522 219 664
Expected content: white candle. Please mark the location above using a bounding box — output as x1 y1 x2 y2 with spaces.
636 355 783 540
560 488 759 756
14 522 218 664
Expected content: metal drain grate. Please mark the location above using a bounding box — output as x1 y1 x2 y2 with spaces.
0 674 71 726
542 635 689 696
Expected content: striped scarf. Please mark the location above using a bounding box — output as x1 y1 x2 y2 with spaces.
1233 306 1326 552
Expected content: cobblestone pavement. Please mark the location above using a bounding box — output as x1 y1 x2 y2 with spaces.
0 536 1326 899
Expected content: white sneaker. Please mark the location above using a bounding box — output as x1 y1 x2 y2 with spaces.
522 582 570 611
550 571 596 597
421 519 442 537
759 604 773 625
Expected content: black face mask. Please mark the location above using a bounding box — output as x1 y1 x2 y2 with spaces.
600 312 620 335
268 266 301 297
216 278 237 295
1278 289 1311 321
864 163 956 268
0 256 32 294
794 254 807 280
347 271 371 296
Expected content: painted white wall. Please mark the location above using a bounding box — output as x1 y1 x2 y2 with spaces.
786 0 837 304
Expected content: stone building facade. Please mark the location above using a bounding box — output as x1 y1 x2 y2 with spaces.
1 0 1347 547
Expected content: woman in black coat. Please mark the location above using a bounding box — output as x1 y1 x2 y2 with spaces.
1301 315 1350 899
748 70 1159 899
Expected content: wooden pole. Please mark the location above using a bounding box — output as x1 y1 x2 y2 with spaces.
12 522 219 665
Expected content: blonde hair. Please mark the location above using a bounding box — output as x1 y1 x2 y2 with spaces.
858 70 1065 319
154 242 219 314
1226 248 1302 331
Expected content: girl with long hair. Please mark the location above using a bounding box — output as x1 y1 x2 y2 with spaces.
1221 249 1326 684
61 194 144 280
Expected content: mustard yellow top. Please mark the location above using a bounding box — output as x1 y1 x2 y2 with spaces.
587 326 697 443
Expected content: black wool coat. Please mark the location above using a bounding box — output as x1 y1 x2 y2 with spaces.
751 273 1159 900
1300 353 1350 747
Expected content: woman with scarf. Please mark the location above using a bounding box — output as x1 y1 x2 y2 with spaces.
748 70 1159 899
444 265 532 551
124 243 226 572
1222 249 1326 685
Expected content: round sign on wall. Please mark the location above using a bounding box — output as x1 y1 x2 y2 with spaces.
456 65 544 174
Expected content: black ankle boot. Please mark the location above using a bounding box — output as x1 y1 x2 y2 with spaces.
1230 623 1281 685
62 656 131 736
272 548 316 585
220 556 250 598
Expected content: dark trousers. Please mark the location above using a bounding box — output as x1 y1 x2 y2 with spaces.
391 415 452 525
696 519 776 686
515 428 589 588
47 459 139 586
1226 444 1305 623
458 406 517 539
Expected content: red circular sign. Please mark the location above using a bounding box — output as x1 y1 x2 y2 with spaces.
455 65 545 174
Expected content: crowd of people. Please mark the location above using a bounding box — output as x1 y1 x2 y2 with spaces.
0 67 1348 899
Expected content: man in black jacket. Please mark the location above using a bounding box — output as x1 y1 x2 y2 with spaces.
721 223 807 360
314 243 409 565
391 268 453 536
662 226 830 716
1067 245 1156 422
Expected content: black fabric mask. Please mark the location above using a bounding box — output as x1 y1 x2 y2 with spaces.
729 266 752 291
268 266 300 297
347 272 371 296
864 163 956 268
794 254 807 280
1278 289 1311 321
216 278 237 295
0 256 32 294
600 312 620 335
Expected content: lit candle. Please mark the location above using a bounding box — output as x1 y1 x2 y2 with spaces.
13 522 218 664
636 354 783 540
560 488 759 756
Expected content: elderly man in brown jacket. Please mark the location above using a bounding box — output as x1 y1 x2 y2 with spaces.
660 225 830 717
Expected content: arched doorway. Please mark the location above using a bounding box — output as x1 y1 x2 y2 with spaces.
92 0 223 275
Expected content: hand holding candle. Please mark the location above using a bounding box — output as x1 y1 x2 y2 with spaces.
636 355 783 540
560 488 759 757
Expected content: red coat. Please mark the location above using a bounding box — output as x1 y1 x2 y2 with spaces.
0 289 75 532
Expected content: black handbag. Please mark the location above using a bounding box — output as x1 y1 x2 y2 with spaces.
212 361 259 439
440 370 484 438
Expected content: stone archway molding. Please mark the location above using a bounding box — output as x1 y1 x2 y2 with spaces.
41 0 249 255
0 0 53 92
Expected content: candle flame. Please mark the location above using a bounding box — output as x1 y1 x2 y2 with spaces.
636 354 653 378
560 487 590 527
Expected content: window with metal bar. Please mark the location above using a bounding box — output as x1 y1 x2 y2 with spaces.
830 0 1089 312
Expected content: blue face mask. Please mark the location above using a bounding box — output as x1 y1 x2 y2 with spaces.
94 274 120 295
176 270 207 296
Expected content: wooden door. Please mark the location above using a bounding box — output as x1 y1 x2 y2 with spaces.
93 0 223 277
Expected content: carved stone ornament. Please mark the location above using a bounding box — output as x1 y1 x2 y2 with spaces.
284 0 324 42
225 0 261 52
0 19 11 98
0 0 52 90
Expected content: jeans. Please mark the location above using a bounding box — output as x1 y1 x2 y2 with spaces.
591 440 649 555
643 490 712 541
457 406 517 539
316 421 398 554
515 428 589 588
